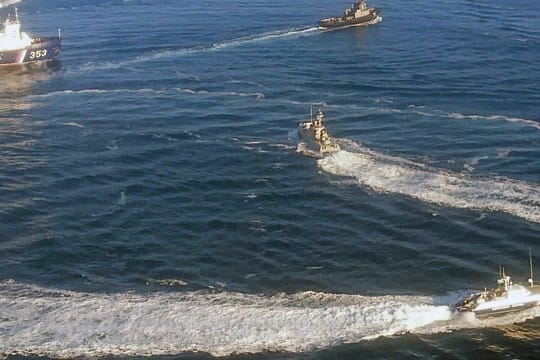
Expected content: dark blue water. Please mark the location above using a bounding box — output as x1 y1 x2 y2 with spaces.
1 0 540 358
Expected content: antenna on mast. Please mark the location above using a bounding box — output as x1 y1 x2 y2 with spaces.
529 248 534 287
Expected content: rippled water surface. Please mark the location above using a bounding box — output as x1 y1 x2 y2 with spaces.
1 0 540 358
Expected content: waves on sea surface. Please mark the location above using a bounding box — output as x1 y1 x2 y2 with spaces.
26 85 539 133
2 280 540 358
279 98 540 131
406 105 540 131
2 0 540 358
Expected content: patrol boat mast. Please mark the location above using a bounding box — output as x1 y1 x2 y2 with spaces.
455 251 540 317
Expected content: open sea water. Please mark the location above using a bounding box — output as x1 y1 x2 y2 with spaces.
1 0 540 358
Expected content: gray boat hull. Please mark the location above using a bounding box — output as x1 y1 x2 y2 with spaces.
319 8 379 29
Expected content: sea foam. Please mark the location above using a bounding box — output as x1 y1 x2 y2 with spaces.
0 0 20 9
0 281 450 357
3 281 540 357
318 148 540 223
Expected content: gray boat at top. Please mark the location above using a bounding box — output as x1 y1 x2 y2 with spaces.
319 0 380 30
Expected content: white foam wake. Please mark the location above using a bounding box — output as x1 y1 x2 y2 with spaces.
214 26 318 49
408 106 540 130
446 112 540 130
74 26 318 73
173 87 265 99
0 281 452 357
0 0 20 9
318 149 540 223
3 281 540 357
29 88 166 99
29 87 266 100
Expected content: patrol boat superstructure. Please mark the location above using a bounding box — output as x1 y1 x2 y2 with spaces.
455 252 540 317
0 8 61 67
298 108 340 155
319 0 380 30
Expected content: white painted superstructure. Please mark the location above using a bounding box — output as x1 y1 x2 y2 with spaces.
455 252 540 317
0 9 32 51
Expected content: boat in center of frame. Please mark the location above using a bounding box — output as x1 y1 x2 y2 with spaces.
298 108 340 156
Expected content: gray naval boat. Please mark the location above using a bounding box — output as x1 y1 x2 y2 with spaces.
455 252 540 317
319 0 380 30
298 108 340 156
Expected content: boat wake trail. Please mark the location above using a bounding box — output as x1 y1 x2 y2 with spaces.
408 105 540 131
0 281 452 357
75 26 318 73
318 147 540 223
214 26 318 48
29 87 266 100
3 281 540 357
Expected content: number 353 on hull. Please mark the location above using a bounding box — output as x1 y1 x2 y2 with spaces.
0 8 61 67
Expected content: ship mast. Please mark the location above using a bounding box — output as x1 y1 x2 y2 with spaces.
529 248 534 286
